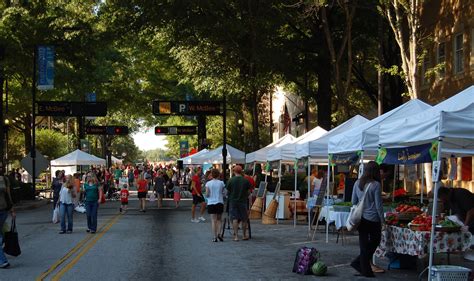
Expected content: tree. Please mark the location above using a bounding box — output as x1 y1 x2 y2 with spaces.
380 0 424 99
35 129 68 159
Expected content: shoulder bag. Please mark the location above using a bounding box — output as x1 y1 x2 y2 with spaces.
345 182 372 231
3 218 21 257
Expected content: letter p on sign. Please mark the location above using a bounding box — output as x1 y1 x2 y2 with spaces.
179 103 186 113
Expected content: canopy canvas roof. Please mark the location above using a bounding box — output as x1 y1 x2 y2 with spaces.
328 99 432 156
245 134 296 163
301 115 369 159
267 126 327 162
192 144 245 164
51 149 106 166
379 85 474 155
178 149 209 165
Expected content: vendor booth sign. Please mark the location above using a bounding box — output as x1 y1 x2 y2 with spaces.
329 151 361 166
376 141 438 165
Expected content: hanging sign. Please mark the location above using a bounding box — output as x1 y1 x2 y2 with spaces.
376 141 438 165
37 46 55 90
329 151 361 167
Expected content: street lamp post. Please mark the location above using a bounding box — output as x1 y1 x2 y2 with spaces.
237 118 244 152
65 117 75 151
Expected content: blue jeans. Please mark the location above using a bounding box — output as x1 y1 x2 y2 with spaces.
0 210 9 264
85 201 98 232
59 203 74 232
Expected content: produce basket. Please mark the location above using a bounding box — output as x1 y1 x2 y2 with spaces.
435 225 461 233
398 211 422 221
430 265 471 281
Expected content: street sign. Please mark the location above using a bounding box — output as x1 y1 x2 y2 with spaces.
152 101 223 116
21 150 49 178
85 92 97 102
36 101 107 117
80 139 90 153
37 101 71 116
37 46 55 90
86 126 129 135
154 126 197 135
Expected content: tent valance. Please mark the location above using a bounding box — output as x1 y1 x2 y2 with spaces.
51 149 106 166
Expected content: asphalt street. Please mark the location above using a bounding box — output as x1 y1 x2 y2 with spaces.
1 196 471 281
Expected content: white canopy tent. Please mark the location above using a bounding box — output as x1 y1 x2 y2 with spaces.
51 149 106 166
379 85 474 155
267 127 327 162
50 149 106 179
302 115 369 160
111 156 123 165
178 149 209 165
192 144 245 164
245 134 296 163
378 85 474 277
329 99 432 156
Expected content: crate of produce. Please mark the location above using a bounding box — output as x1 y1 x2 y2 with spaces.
430 265 471 281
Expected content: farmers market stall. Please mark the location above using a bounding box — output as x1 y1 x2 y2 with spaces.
378 85 474 277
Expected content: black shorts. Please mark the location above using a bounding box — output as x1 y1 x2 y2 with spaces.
121 201 128 205
138 192 147 199
229 202 248 221
207 203 224 214
192 194 205 205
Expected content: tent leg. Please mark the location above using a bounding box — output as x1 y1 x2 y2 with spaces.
277 160 282 224
326 159 331 243
421 164 424 204
428 138 443 279
294 159 297 228
307 160 311 237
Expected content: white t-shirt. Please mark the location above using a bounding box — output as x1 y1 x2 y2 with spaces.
312 178 322 197
205 179 225 205
59 185 75 204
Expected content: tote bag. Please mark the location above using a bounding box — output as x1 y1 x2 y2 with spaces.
345 182 372 231
52 205 60 224
3 218 21 257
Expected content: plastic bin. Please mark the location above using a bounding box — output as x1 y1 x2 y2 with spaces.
430 265 471 281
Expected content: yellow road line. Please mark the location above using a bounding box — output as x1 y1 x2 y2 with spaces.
36 214 121 281
50 214 121 281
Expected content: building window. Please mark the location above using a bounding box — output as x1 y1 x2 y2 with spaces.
453 33 464 74
437 42 446 77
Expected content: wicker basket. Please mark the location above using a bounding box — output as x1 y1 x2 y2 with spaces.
264 199 278 217
398 211 422 221
262 213 276 225
249 198 263 219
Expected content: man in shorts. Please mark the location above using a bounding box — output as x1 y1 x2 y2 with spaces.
226 165 251 241
191 167 206 223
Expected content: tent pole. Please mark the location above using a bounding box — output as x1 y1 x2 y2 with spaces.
325 158 331 243
277 160 282 224
421 164 424 204
428 138 443 279
392 165 397 202
252 162 256 177
294 159 297 228
307 159 311 236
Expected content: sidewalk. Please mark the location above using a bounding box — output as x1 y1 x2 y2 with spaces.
13 198 50 211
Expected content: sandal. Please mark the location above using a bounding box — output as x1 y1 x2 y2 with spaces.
212 238 218 242
233 236 239 242
217 235 224 242
242 236 249 241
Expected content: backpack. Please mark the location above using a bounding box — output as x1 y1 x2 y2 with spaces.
292 247 319 275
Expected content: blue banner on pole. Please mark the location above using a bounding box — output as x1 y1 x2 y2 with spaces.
376 142 438 165
86 92 97 102
329 152 361 166
37 46 55 90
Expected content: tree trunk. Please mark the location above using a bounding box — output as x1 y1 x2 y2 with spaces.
316 54 332 130
251 89 260 150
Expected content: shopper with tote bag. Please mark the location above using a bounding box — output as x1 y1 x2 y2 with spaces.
349 161 384 278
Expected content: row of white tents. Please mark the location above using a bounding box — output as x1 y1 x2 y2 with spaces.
180 85 473 277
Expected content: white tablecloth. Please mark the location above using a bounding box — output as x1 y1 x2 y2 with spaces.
318 206 350 230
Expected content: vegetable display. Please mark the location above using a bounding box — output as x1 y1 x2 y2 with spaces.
409 213 433 231
395 204 421 213
385 212 399 225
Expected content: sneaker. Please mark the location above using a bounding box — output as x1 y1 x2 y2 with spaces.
59 231 66 234
191 219 200 223
0 262 10 268
198 216 206 222
86 229 91 233
66 230 72 234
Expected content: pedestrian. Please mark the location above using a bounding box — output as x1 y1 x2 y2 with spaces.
205 169 225 242
191 167 206 223
73 173 81 205
0 170 14 268
137 173 148 212
51 171 64 210
120 184 129 213
154 171 165 208
113 166 122 187
128 167 135 188
173 182 181 208
83 174 100 234
350 161 384 277
59 175 76 234
226 165 251 241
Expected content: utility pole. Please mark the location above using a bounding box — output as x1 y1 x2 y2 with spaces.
31 47 37 192
0 46 5 170
197 115 207 150
222 95 227 183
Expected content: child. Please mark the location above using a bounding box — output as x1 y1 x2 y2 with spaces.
120 184 129 213
173 183 181 208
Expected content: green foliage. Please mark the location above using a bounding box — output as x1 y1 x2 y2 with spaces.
35 129 68 159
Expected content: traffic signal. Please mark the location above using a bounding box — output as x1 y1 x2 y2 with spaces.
112 126 128 135
155 127 169 135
